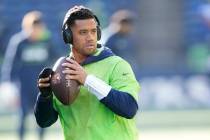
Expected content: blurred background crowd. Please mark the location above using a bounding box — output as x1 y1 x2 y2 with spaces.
0 0 210 140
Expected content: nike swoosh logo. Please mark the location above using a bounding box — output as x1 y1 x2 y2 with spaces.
122 73 129 76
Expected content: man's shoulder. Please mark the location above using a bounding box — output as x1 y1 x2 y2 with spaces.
108 55 128 63
103 55 122 62
102 55 131 68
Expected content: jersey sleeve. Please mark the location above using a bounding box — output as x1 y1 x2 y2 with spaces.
109 59 140 101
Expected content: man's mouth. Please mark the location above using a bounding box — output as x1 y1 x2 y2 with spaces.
86 44 95 48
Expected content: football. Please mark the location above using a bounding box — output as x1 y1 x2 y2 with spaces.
50 57 80 105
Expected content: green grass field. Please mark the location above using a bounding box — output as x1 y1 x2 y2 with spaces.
0 109 210 140
137 109 210 140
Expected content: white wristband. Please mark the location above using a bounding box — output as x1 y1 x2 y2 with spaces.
84 75 112 100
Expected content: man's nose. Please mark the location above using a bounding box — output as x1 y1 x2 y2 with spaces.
86 32 94 41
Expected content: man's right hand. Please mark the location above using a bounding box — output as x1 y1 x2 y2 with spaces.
38 67 53 97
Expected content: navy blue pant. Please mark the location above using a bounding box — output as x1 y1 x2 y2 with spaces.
19 77 45 140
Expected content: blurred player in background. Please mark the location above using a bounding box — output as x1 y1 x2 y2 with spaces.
0 19 7 68
35 5 140 140
104 9 140 77
1 10 58 140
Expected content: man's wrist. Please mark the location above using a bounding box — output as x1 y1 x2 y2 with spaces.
40 91 52 98
84 74 111 100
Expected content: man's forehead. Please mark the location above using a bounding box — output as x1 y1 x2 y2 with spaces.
73 18 97 28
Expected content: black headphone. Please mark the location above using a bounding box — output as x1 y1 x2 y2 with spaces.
62 6 101 44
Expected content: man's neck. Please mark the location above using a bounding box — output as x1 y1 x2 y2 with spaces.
71 49 87 64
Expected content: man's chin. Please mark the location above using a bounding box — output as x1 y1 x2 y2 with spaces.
85 48 96 55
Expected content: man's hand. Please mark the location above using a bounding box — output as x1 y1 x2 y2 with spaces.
62 58 87 85
38 68 53 96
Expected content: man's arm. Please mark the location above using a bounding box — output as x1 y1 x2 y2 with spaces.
84 75 138 119
1 32 26 82
35 67 58 128
100 89 138 119
34 93 58 128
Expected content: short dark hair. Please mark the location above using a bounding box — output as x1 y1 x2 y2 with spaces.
65 7 97 27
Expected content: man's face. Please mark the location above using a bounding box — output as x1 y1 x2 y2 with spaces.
71 18 98 56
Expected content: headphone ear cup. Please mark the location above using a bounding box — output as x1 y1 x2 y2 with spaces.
62 27 73 44
97 26 101 41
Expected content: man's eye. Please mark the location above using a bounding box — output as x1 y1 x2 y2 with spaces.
92 30 97 33
80 31 87 35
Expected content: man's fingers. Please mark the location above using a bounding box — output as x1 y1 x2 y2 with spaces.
39 77 50 83
65 74 77 80
62 69 78 75
62 63 77 70
66 57 78 65
38 76 50 87
38 83 50 87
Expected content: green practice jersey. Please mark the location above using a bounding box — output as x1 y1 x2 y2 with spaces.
53 48 140 140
